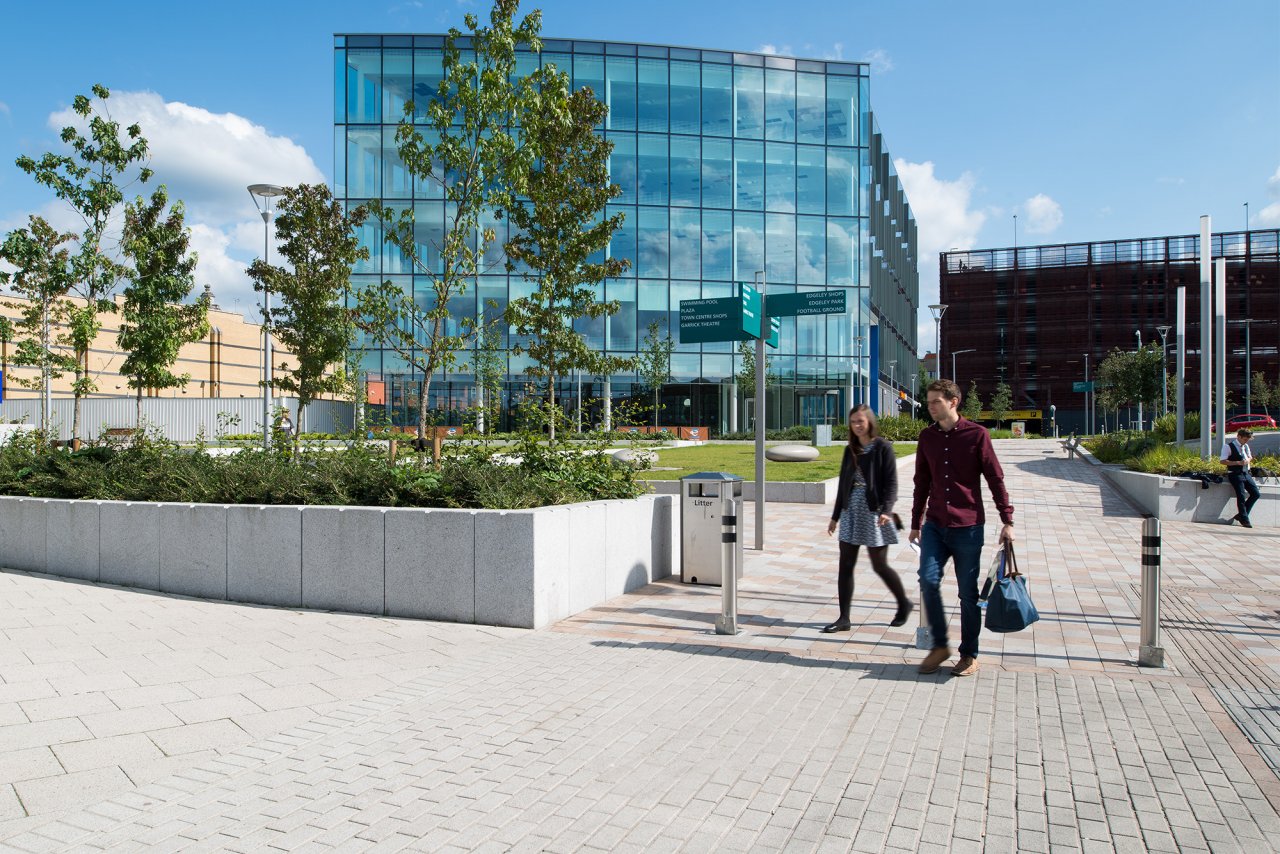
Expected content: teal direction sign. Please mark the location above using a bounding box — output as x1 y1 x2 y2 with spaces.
679 283 778 347
678 296 742 344
766 289 847 319
1072 381 1097 392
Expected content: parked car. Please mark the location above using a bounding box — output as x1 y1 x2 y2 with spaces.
1223 413 1278 433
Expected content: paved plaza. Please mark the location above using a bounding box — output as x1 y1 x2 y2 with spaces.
1 439 1279 852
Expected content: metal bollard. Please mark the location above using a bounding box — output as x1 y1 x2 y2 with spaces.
1138 517 1165 667
715 496 740 635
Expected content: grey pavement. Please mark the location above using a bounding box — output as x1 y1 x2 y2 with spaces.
1 438 1278 852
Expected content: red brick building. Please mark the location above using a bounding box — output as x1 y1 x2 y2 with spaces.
940 229 1279 434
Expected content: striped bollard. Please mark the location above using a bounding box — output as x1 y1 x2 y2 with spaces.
1138 517 1165 668
715 497 740 635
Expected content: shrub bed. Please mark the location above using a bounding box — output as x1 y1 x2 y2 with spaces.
0 431 645 510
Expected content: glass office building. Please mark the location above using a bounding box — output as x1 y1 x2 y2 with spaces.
334 35 918 432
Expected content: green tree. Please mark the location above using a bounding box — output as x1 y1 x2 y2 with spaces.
247 184 370 457
990 381 1013 428
468 315 506 435
503 70 632 442
1097 345 1164 429
1252 370 1274 417
736 339 776 401
636 320 675 428
118 186 208 425
0 216 78 433
16 84 153 443
961 380 982 421
358 0 542 442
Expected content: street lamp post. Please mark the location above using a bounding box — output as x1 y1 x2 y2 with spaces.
951 348 976 383
1134 329 1143 431
1084 352 1091 434
1156 325 1171 418
928 304 948 380
248 183 285 449
1239 318 1254 414
888 359 897 411
753 269 766 551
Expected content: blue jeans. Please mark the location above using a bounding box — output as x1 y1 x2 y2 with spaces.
918 522 985 657
1228 470 1260 521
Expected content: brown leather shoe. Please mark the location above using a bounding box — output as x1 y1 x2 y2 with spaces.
919 646 952 674
951 656 979 677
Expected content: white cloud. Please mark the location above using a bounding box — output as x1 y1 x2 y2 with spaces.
1021 193 1063 235
860 49 894 74
758 44 778 55
823 43 845 61
1258 165 1280 227
0 101 10 121
43 90 325 317
893 159 987 356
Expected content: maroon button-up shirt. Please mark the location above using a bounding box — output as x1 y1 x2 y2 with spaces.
910 418 1014 530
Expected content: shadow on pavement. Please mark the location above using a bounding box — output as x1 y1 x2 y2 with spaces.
589 638 930 682
1013 456 1142 518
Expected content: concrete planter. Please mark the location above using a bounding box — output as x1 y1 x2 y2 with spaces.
1103 467 1278 527
0 494 676 629
647 478 836 504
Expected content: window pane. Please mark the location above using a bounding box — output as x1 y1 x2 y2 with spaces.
670 136 700 206
671 280 701 351
827 217 855 285
412 48 443 122
734 66 764 138
334 50 346 123
638 279 669 344
637 207 669 278
346 49 382 123
796 72 824 143
765 142 795 212
766 213 795 284
797 216 826 285
333 126 346 197
733 211 763 282
701 138 732 208
574 54 604 109
606 279 637 350
765 69 795 142
637 134 668 205
826 76 857 147
701 210 732 280
607 204 636 274
606 55 636 131
382 49 412 123
347 127 381 197
637 58 668 133
734 140 763 210
826 148 854 216
670 208 701 279
796 145 825 214
701 64 732 137
670 61 700 134
382 127 411 199
609 134 637 204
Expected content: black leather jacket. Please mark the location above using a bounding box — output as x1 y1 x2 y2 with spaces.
830 437 897 520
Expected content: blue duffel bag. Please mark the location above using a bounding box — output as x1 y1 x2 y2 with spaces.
983 542 1040 633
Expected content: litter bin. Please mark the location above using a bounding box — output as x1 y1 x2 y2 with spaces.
680 471 744 585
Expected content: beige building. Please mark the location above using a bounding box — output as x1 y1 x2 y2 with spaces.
1 287 293 402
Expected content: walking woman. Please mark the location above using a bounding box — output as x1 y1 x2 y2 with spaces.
823 405 913 632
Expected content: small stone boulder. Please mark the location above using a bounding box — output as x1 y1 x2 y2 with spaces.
765 444 820 462
612 448 659 466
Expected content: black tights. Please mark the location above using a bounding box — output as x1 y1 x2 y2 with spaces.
837 541 909 621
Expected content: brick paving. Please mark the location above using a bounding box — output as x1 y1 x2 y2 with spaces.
1 438 1278 851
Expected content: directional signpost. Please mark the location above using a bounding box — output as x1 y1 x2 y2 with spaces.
678 285 848 552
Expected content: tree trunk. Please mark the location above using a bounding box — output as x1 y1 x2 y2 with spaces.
653 388 659 428
136 387 143 428
548 372 556 444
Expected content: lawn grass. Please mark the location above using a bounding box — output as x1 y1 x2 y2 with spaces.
637 441 916 482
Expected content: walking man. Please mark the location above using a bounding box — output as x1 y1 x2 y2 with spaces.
909 379 1015 677
1221 428 1260 528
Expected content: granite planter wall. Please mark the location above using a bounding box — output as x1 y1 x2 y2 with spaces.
0 494 677 629
1102 468 1278 527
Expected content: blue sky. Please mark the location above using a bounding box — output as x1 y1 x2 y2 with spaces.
2 0 1277 348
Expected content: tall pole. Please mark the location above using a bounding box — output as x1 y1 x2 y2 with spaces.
1084 352 1090 434
1157 326 1170 418
1215 256 1226 440
1242 320 1253 414
1199 216 1212 459
754 270 766 551
928 304 948 380
1135 330 1143 431
1176 285 1186 445
248 184 285 450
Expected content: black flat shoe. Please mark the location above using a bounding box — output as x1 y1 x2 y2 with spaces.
821 620 852 633
890 602 914 628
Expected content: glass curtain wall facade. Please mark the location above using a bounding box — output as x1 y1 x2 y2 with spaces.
334 34 918 432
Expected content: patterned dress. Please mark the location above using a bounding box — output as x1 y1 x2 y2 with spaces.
837 464 898 548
